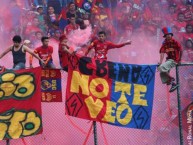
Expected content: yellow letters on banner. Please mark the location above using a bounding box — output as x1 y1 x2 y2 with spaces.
0 72 35 100
70 71 89 95
2 73 15 81
115 82 131 104
0 114 12 120
116 104 132 125
13 75 34 98
85 96 103 118
102 101 116 123
90 78 109 99
102 102 133 125
133 84 148 106
52 80 57 90
0 73 16 97
0 111 41 140
70 70 149 125
0 82 16 97
22 112 41 136
8 112 26 139
0 123 7 139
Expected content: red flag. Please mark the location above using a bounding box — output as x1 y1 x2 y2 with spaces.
0 67 42 140
75 0 84 8
59 8 67 20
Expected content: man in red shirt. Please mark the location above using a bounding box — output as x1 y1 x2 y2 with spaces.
64 14 80 35
85 31 131 60
30 36 56 68
58 35 73 71
158 27 182 92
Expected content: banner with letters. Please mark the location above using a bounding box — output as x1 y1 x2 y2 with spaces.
65 56 156 129
41 69 62 102
0 67 42 140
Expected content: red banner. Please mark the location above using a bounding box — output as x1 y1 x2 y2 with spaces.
0 67 42 140
65 55 156 129
41 69 62 102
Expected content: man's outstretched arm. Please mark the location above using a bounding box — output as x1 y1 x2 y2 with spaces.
0 46 12 59
108 40 132 49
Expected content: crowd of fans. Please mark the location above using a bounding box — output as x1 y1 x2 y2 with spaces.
0 1 191 142
1 0 193 61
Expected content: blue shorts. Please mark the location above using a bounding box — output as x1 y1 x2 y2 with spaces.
13 62 25 70
40 60 56 69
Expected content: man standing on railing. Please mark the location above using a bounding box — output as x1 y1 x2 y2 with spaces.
158 27 182 92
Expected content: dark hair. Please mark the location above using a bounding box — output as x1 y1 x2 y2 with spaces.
186 1 192 5
12 35 22 43
80 23 86 30
68 2 75 8
178 12 184 17
41 36 49 42
48 6 54 9
76 18 86 29
169 3 177 8
69 14 76 19
185 39 193 47
98 31 106 36
186 23 193 29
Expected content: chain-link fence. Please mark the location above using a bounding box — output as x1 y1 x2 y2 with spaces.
0 64 192 145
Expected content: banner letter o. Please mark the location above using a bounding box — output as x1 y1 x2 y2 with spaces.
90 78 109 99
